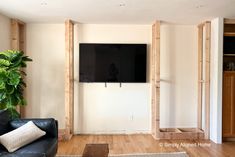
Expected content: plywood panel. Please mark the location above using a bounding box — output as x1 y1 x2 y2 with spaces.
223 73 232 136
65 19 74 140
223 72 235 137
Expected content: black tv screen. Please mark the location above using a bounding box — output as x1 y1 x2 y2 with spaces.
79 43 147 83
224 36 235 54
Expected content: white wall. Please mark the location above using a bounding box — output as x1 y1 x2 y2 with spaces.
76 83 151 134
25 24 65 129
160 25 198 128
210 18 223 144
74 24 198 134
0 13 11 51
74 24 152 134
24 23 198 133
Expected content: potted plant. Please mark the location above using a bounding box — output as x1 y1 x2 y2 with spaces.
0 50 32 119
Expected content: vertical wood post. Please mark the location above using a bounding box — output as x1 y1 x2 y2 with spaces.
11 19 26 51
11 19 26 117
198 25 203 129
197 21 211 139
204 22 211 139
151 21 160 139
11 19 20 50
65 19 74 140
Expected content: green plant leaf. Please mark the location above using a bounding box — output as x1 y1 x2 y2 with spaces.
21 62 27 67
6 86 14 94
7 108 20 119
22 56 33 62
0 50 32 119
21 98 26 106
0 92 6 101
7 70 21 86
0 52 11 58
10 56 22 68
0 80 5 89
0 59 11 67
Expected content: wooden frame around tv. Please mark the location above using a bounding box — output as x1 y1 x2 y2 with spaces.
151 21 211 139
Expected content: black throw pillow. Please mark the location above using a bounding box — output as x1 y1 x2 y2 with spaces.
0 109 10 136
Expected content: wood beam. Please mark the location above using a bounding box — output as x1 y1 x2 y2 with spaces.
65 19 74 140
197 25 203 129
11 19 26 51
11 19 20 50
151 21 160 139
204 22 211 139
11 19 26 117
197 21 211 139
224 18 235 24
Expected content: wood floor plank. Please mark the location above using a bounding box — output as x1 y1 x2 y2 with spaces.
57 134 235 156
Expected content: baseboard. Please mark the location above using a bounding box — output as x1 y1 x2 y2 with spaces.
223 137 235 142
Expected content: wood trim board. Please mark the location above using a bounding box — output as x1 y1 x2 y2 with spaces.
224 18 235 24
11 19 26 51
65 19 75 140
11 19 26 117
159 128 204 139
11 19 20 50
204 22 211 139
197 21 211 139
151 21 160 139
198 25 203 129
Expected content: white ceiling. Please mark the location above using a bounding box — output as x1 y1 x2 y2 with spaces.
0 0 235 24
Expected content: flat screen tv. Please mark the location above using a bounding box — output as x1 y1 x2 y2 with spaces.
79 43 147 83
224 36 235 54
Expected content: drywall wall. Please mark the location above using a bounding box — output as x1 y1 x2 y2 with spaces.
25 24 65 129
76 83 151 134
74 24 152 134
210 18 223 144
160 24 198 128
0 13 11 51
74 24 198 134
24 23 198 133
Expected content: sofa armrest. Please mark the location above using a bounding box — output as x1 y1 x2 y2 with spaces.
10 118 58 138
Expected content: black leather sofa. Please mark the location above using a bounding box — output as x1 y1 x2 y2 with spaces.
0 110 58 157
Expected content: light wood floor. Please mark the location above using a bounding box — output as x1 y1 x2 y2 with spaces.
58 134 235 157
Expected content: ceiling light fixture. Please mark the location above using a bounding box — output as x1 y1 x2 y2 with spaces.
41 2 48 5
196 5 204 9
119 3 126 7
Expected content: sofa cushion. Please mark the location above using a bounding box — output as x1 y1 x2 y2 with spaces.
0 137 57 157
14 137 58 157
0 118 58 157
0 109 10 136
0 150 48 157
10 119 58 138
0 121 46 152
